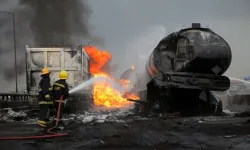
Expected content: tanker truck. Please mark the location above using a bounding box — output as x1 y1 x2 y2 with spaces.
127 23 232 115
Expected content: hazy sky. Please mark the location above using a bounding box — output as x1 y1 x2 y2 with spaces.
88 0 250 78
0 0 250 92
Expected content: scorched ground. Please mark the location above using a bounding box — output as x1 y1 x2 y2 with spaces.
1 112 250 149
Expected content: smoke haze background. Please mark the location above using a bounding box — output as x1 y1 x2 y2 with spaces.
0 0 99 92
89 0 250 80
0 0 250 92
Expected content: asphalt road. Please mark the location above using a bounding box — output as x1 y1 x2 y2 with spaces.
0 113 250 150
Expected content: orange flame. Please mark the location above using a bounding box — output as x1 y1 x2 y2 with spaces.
84 46 112 74
123 92 140 100
120 79 140 100
84 45 139 108
131 65 135 70
120 79 130 89
119 67 139 100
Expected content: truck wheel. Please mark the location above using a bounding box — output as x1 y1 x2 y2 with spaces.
216 100 223 114
152 100 161 113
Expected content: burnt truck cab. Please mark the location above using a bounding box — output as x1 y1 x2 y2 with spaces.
25 45 92 113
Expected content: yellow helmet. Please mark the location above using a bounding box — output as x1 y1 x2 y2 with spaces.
41 67 49 75
59 70 68 80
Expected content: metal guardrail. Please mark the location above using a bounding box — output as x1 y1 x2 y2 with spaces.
0 92 93 114
0 93 39 110
0 93 38 102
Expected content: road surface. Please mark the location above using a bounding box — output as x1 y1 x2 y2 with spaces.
0 112 250 150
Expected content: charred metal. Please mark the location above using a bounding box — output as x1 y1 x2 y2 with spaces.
132 23 232 115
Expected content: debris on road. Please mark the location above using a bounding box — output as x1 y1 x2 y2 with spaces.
0 108 27 122
1 114 250 149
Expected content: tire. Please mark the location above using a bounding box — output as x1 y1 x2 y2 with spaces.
216 100 223 113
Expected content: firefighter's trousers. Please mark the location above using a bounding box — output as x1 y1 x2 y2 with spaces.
37 101 53 127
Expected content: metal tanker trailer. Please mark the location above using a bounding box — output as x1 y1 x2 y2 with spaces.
132 23 232 114
25 45 91 113
0 44 91 113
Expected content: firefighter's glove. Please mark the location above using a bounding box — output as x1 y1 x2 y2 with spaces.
45 94 51 100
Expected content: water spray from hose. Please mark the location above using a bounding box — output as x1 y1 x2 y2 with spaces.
69 76 127 95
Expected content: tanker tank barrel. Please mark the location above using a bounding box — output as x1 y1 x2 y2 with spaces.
139 23 232 114
145 24 232 92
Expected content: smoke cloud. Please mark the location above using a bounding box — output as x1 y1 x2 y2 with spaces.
19 0 93 47
0 0 99 89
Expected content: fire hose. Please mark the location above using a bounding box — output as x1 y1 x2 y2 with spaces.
0 95 68 140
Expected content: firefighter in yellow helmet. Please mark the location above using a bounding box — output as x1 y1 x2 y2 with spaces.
52 70 69 128
37 67 53 127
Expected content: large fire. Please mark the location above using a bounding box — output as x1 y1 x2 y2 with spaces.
84 45 139 108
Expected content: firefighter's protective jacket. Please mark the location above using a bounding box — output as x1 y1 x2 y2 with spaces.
52 79 69 102
38 74 53 104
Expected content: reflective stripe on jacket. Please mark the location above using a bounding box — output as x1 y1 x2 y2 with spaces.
52 79 69 101
38 74 52 103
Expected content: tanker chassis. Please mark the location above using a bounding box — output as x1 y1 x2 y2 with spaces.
131 23 232 115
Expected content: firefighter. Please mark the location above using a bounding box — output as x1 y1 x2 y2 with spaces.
52 70 69 128
37 67 53 127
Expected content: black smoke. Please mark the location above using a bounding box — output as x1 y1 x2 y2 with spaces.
0 0 97 82
19 0 93 47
